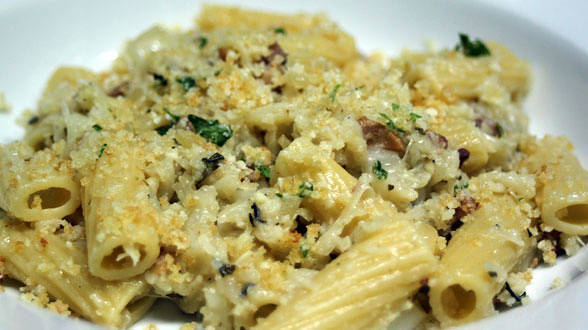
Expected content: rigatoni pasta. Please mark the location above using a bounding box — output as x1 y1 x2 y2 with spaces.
519 136 588 235
0 215 154 327
81 131 161 281
0 5 587 330
0 142 80 222
429 172 536 326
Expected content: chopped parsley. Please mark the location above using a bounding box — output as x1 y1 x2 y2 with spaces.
275 193 283 198
163 107 180 123
300 243 309 258
380 113 406 134
409 112 422 122
248 203 267 226
297 181 314 198
156 107 180 136
197 36 208 49
372 160 388 180
329 84 341 102
504 281 526 303
152 73 168 88
392 103 400 111
254 161 271 180
187 115 233 146
98 144 107 158
214 70 222 77
218 263 236 277
496 123 504 137
241 283 255 296
518 197 524 202
28 116 40 125
456 33 491 57
196 153 225 188
176 76 196 92
453 182 469 193
156 125 172 136
92 124 103 131
274 27 286 35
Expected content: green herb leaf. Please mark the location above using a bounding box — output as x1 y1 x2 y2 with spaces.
496 123 504 137
196 153 225 188
187 115 234 146
98 144 107 158
300 244 309 258
156 125 173 136
409 112 422 122
176 76 196 92
518 197 524 202
457 33 491 57
28 116 40 125
392 103 400 111
198 36 208 49
248 203 267 226
214 70 222 77
152 73 168 88
163 107 180 123
453 182 469 193
372 160 388 180
218 263 236 277
274 27 286 35
329 84 341 102
254 161 271 180
92 124 103 131
379 113 406 134
297 181 314 198
275 193 283 198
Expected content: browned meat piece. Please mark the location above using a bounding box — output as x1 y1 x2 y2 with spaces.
107 81 129 97
458 148 470 167
425 130 448 149
454 196 479 219
358 117 405 153
218 47 228 61
262 42 287 65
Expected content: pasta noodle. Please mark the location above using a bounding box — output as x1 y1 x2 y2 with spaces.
429 172 535 326
0 5 586 329
0 215 154 327
0 142 80 222
519 136 588 235
256 217 438 330
81 131 161 281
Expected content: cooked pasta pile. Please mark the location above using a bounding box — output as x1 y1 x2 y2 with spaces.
1 5 587 329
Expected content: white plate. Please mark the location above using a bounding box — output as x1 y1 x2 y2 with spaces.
1 1 588 329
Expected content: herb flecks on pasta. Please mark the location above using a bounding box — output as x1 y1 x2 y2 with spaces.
0 5 586 330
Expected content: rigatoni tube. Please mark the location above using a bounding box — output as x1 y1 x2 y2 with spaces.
519 135 588 235
0 142 80 222
429 187 533 326
255 217 438 329
81 132 160 280
0 218 155 328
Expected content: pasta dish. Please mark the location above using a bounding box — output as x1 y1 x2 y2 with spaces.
1 5 587 329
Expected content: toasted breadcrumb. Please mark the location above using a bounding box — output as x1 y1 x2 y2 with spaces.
551 277 564 289
19 284 72 316
180 322 198 330
537 239 557 265
144 323 159 330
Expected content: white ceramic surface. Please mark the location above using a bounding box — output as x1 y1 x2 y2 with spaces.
0 1 587 329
